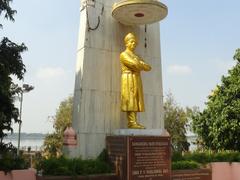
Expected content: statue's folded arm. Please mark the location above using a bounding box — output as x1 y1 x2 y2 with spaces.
120 52 142 71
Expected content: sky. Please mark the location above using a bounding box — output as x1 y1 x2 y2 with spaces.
1 0 240 133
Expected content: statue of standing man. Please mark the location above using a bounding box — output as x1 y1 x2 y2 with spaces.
120 33 151 129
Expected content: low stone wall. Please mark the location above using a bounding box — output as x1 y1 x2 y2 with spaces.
36 163 240 180
172 169 211 180
0 169 36 180
37 170 212 180
36 174 119 180
211 162 240 180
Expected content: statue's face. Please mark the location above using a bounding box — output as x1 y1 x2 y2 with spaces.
126 38 137 50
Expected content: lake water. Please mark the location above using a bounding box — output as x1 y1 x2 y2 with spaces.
3 133 197 152
4 134 45 152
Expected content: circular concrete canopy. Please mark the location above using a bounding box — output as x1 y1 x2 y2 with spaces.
112 0 168 26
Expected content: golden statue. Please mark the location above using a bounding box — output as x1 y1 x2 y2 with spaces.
120 33 151 129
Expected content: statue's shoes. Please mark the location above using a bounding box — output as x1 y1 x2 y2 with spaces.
128 122 145 129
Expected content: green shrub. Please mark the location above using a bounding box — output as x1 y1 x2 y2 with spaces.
38 156 72 176
0 152 27 173
97 149 109 162
211 151 240 162
172 151 240 169
37 156 112 176
76 159 111 175
183 152 212 164
172 152 184 161
172 161 200 170
0 143 28 173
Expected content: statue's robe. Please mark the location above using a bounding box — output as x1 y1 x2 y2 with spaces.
120 50 151 112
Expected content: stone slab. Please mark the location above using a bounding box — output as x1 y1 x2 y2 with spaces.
113 129 169 136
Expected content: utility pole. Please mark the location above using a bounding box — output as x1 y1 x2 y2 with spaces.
17 83 34 156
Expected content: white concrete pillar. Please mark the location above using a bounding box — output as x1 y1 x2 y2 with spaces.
72 0 165 159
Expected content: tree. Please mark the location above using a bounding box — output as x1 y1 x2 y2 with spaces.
0 0 16 27
193 49 240 151
42 96 73 158
0 0 27 151
54 96 73 134
164 93 198 152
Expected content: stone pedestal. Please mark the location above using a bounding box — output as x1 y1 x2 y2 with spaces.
106 131 171 180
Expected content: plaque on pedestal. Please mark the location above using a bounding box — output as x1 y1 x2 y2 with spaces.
106 134 171 180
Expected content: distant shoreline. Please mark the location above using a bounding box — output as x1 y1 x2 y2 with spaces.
4 133 46 140
4 133 46 151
